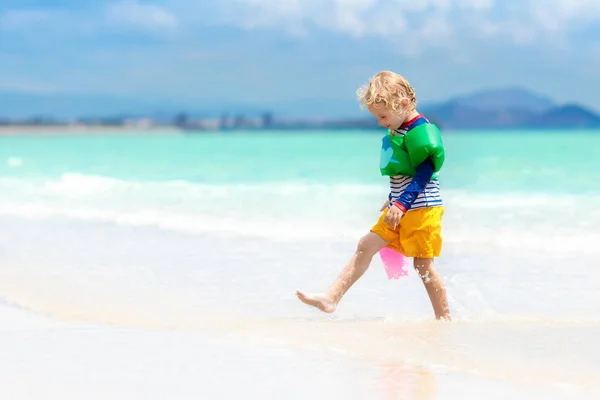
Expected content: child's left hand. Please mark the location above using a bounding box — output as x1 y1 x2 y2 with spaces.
384 204 404 229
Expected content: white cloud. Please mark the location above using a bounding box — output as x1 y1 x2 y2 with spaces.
224 1 466 31
217 0 494 53
528 0 600 32
0 9 67 30
466 1 600 48
458 0 494 10
220 0 599 49
106 1 180 29
0 3 180 35
0 8 100 37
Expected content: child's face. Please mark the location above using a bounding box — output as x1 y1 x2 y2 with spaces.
367 102 407 130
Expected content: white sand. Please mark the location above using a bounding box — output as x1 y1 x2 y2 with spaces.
1 303 597 400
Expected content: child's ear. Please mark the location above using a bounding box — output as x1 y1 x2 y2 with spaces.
400 98 409 109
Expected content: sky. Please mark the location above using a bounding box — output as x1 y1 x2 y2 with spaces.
1 0 600 114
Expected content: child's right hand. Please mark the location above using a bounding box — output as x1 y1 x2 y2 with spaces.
380 198 391 211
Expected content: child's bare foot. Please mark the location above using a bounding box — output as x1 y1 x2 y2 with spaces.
295 290 337 313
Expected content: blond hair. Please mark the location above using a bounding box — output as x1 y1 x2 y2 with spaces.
356 71 417 112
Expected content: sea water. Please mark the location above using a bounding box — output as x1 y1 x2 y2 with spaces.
0 130 599 399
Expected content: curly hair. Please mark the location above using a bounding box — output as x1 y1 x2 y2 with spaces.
356 71 417 112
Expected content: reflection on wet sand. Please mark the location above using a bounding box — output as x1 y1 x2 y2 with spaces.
377 362 436 400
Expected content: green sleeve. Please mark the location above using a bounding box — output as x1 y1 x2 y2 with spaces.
403 123 445 172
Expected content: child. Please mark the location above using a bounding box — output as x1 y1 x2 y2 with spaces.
295 71 451 321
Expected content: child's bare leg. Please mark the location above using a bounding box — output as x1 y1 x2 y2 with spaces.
414 258 451 320
296 232 389 313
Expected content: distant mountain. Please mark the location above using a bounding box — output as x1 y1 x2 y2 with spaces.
420 101 538 129
439 87 556 113
422 88 600 129
523 104 600 128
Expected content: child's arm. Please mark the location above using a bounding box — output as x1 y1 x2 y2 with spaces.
392 158 435 212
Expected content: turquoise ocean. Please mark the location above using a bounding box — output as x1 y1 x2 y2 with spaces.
1 129 599 399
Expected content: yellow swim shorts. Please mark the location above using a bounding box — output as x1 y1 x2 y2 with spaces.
370 206 444 259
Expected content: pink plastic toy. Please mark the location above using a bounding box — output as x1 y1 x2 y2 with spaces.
379 247 409 279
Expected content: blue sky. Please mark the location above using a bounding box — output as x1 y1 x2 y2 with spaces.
1 0 600 113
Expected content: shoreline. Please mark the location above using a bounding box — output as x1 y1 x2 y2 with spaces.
2 125 599 136
0 125 378 136
0 125 183 136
